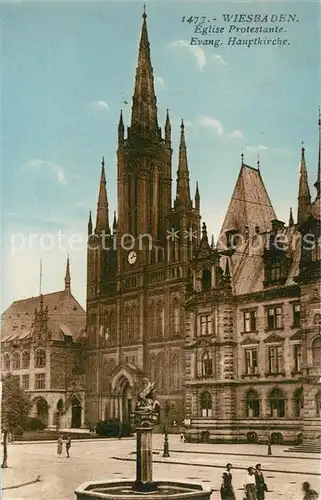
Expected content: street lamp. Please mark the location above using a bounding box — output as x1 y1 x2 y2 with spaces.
163 400 170 457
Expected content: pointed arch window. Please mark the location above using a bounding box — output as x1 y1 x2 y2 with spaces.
89 362 97 394
172 297 180 336
200 391 212 417
109 310 116 343
312 337 321 366
245 389 260 417
131 304 137 340
156 354 165 390
123 306 130 344
201 351 213 377
157 302 164 337
12 352 21 370
172 354 179 390
102 361 109 394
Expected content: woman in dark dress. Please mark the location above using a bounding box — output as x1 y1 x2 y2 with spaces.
255 464 268 500
220 463 236 500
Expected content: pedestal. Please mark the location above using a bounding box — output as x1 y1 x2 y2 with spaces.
132 424 157 492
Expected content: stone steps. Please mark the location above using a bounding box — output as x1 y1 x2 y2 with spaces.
286 440 321 454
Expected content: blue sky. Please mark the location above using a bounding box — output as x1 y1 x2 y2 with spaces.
1 0 320 311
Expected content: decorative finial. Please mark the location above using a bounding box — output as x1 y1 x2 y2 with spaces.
257 154 260 170
202 222 207 235
143 3 147 20
318 106 321 128
101 156 105 167
241 151 244 165
181 119 184 131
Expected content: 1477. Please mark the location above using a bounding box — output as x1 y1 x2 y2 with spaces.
181 16 206 24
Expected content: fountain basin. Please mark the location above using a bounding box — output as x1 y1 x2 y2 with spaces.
75 480 212 500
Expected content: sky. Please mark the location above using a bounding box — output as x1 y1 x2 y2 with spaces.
1 0 320 312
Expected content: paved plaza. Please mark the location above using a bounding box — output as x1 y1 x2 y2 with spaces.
1 435 320 500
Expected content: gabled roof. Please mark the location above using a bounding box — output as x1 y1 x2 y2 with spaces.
219 164 276 241
240 336 259 346
290 330 303 341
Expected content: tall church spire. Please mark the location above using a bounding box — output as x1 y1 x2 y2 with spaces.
297 146 311 225
130 7 159 137
95 157 110 234
174 120 192 211
289 207 294 227
64 255 71 293
314 108 321 197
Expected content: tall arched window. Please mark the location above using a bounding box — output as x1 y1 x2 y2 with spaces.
35 349 46 368
201 268 211 291
157 302 164 337
156 354 165 390
172 354 179 390
3 353 10 371
102 361 110 393
123 306 130 344
312 337 321 366
89 362 97 394
172 298 180 337
200 391 212 417
22 351 30 369
268 387 286 417
131 305 137 340
201 351 213 377
315 390 321 417
293 387 304 418
12 352 21 370
110 310 116 343
246 389 260 417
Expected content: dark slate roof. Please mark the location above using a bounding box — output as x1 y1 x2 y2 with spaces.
219 164 276 241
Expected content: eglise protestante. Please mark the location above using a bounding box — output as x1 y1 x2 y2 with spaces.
85 10 321 444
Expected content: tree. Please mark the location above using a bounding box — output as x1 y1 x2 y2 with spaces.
1 373 30 468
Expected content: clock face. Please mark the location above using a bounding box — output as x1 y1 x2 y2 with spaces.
128 251 137 265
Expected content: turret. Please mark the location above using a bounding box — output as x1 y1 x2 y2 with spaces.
195 181 200 212
297 146 311 226
165 109 171 145
64 255 71 294
288 207 294 227
118 110 124 145
88 211 93 236
174 120 192 211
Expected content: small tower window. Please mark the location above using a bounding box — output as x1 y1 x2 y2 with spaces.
201 268 211 291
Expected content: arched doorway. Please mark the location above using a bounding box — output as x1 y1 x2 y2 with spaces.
35 397 49 427
121 381 132 424
70 396 82 428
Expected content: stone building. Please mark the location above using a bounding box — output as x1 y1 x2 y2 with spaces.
1 258 86 429
184 148 321 445
85 9 320 443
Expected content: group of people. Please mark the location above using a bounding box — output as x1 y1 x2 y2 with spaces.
220 463 267 500
57 435 71 458
220 463 319 500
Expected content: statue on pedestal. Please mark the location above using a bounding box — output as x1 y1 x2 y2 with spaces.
132 377 160 428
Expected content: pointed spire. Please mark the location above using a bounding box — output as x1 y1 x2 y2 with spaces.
118 110 124 144
289 207 294 227
314 108 321 197
174 120 192 211
88 211 93 236
195 181 200 212
211 233 215 249
130 8 158 137
95 157 110 234
165 109 171 144
225 258 231 278
64 255 71 293
297 145 311 225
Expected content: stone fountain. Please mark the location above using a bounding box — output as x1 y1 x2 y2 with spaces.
75 379 211 500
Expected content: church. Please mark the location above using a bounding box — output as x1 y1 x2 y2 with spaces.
85 10 321 444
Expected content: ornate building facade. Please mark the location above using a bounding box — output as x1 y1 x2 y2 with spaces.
85 10 321 443
1 259 86 429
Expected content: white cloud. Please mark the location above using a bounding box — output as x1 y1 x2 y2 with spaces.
231 130 244 139
91 100 109 111
245 144 268 152
211 54 227 66
22 159 67 186
170 40 206 71
198 115 223 136
155 76 165 86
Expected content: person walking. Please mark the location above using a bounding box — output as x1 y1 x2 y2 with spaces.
180 432 184 442
302 482 319 500
243 467 257 500
255 464 268 500
220 463 235 500
57 436 63 457
65 436 71 458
